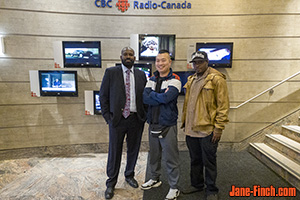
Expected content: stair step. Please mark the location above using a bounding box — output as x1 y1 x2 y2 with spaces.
282 125 300 143
265 134 300 164
249 143 300 190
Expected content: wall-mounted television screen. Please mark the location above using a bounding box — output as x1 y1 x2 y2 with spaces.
134 63 152 79
174 71 195 95
63 41 101 68
38 70 78 97
115 63 152 79
94 90 101 115
139 34 175 60
195 42 233 68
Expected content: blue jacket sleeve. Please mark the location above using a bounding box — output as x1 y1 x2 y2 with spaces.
149 86 179 104
143 87 160 106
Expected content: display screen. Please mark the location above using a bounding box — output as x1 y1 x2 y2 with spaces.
139 34 175 60
134 63 152 79
174 71 195 95
196 43 233 68
63 41 101 68
39 70 78 97
94 91 101 115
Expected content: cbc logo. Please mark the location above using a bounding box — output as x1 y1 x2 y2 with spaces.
95 0 112 8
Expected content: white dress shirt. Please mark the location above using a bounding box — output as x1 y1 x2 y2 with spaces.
122 64 137 112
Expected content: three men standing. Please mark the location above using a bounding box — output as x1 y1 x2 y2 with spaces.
100 48 229 200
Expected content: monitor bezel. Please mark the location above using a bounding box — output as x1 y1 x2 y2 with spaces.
133 63 152 79
195 42 233 68
38 70 78 97
138 34 176 61
62 41 102 68
93 90 101 115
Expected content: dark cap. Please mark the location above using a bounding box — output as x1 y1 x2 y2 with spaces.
190 51 208 63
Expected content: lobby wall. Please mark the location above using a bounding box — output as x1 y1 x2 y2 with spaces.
1 0 300 151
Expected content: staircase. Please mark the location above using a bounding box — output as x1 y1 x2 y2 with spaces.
248 125 300 191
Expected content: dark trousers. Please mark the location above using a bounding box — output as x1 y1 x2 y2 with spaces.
186 134 219 195
106 113 144 188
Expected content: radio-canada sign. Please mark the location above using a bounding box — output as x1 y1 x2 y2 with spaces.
95 0 192 12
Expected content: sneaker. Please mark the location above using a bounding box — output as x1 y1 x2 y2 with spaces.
165 188 180 200
141 179 162 190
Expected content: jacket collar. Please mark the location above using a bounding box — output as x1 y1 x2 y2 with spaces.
189 67 226 82
121 64 134 74
153 68 173 80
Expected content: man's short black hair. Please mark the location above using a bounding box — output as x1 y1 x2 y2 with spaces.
158 49 170 54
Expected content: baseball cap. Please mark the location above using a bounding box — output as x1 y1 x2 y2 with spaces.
190 51 208 63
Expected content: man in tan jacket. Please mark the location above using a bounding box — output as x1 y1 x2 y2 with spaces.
181 51 229 200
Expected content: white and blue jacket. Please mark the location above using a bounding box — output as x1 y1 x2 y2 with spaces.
143 68 181 126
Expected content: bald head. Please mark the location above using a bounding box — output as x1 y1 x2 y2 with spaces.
121 47 135 55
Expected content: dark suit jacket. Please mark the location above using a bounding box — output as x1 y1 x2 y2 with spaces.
99 65 147 127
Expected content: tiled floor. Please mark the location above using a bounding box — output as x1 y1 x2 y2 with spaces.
0 152 148 200
2 150 298 200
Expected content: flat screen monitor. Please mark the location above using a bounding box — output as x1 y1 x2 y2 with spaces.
115 63 152 79
134 63 152 79
195 42 233 68
174 71 195 95
63 41 101 68
38 70 78 97
139 34 175 60
94 90 101 115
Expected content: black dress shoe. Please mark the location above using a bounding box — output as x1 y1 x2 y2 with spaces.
125 177 139 188
105 187 114 199
181 186 203 194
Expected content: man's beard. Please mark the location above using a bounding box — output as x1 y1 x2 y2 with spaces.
122 59 134 68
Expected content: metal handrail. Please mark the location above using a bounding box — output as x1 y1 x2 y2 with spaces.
230 70 300 109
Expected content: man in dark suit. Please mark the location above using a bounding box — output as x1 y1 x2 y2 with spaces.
100 47 147 199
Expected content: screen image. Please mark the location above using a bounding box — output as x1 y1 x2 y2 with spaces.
196 43 233 68
94 91 101 115
63 41 101 68
139 34 175 60
174 71 195 95
39 70 78 96
140 36 159 57
134 63 152 79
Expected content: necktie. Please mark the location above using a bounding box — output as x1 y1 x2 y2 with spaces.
123 69 131 118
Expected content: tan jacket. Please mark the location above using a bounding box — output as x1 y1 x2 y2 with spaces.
181 67 229 134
